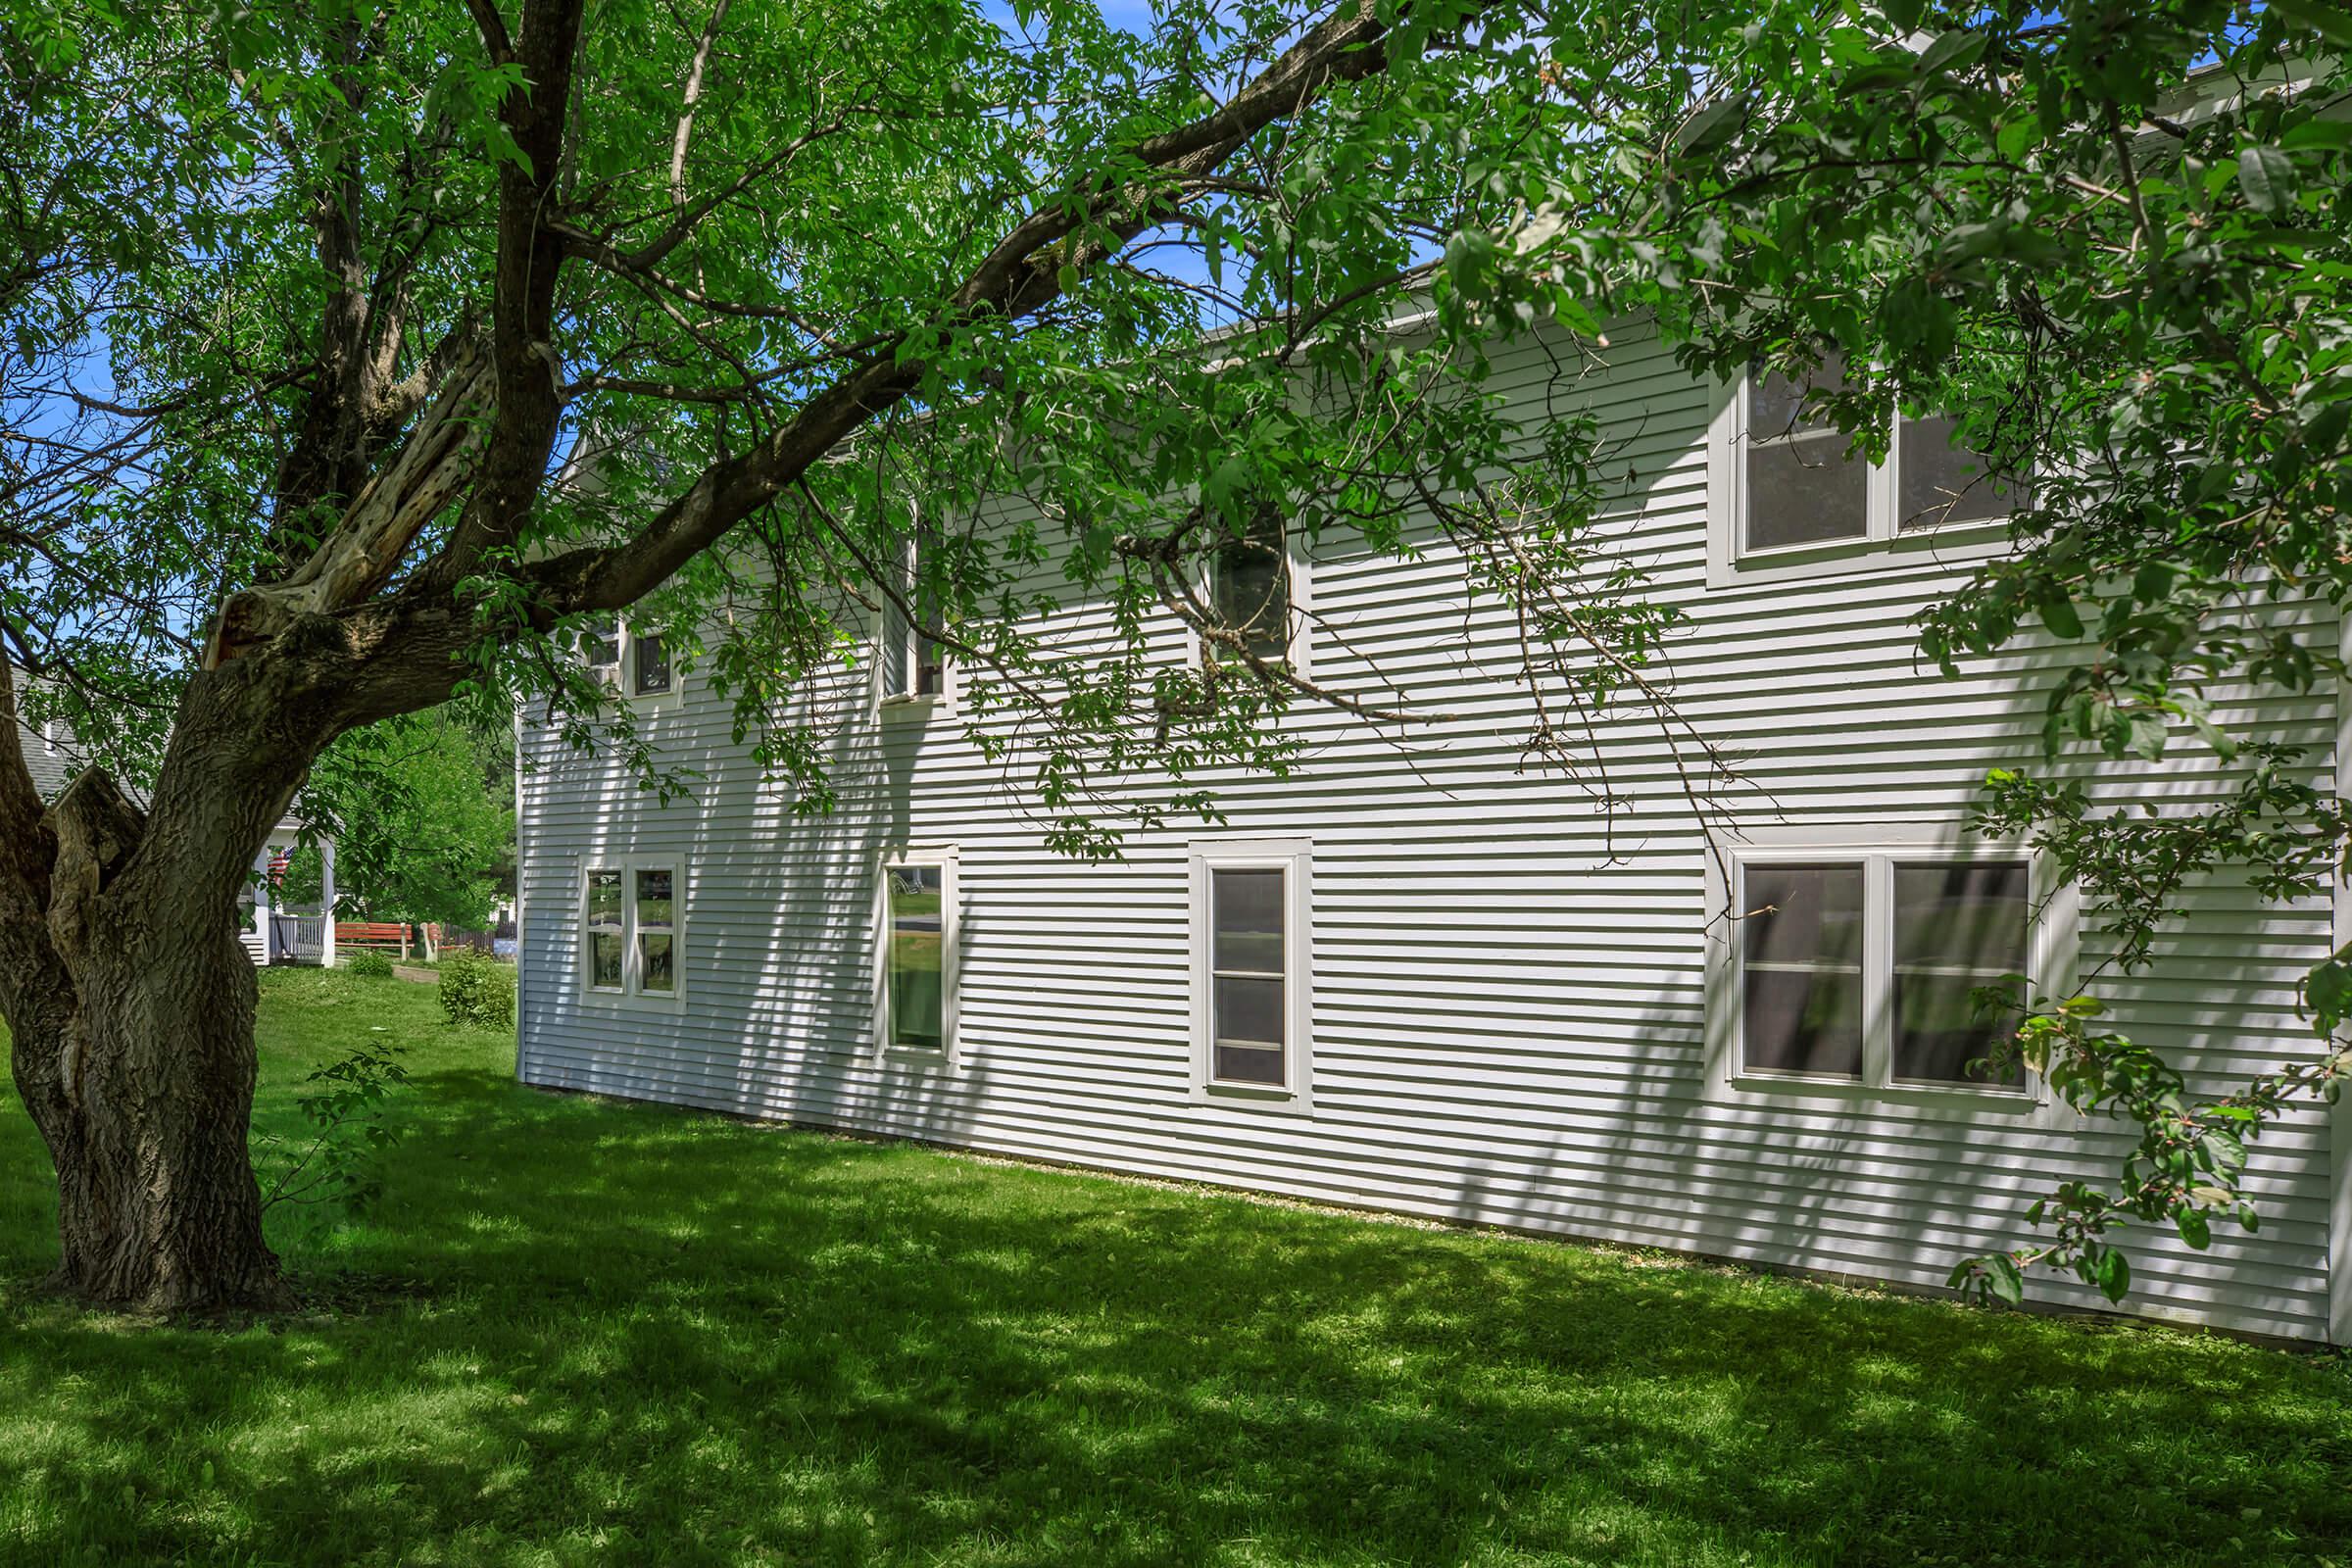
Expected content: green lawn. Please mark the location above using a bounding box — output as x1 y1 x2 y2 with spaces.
0 970 2347 1567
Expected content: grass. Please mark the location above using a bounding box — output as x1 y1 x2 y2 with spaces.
0 969 2345 1567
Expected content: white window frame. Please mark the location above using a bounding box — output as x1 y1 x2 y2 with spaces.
1188 522 1313 681
1703 824 2077 1123
873 845 960 1066
1187 838 1314 1110
1704 369 2022 590
578 858 685 1009
580 616 680 711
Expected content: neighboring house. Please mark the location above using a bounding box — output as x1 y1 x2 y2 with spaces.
8 674 334 966
513 318 2348 1346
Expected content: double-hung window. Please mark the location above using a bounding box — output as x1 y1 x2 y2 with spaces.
1708 354 2029 586
876 849 957 1058
1710 833 2074 1108
1188 840 1312 1104
581 859 683 1003
580 615 676 704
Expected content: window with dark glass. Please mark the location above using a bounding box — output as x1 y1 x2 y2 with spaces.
1892 860 2030 1085
1740 356 2026 556
632 632 672 696
1208 507 1292 664
1745 364 1871 552
1209 866 1286 1085
1740 863 1865 1078
1735 853 2034 1094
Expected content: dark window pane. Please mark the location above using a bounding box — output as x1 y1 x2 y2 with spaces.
1213 1043 1286 1086
1897 416 2028 531
639 933 675 994
1210 508 1291 662
1893 859 2030 1085
1893 860 2029 974
590 931 624 989
889 863 945 1049
1213 974 1285 1050
587 869 623 928
1742 863 1865 969
1742 967 1863 1077
1893 973 2022 1086
634 867 673 930
1745 365 1868 550
1741 861 1864 1079
1211 868 1284 973
633 632 672 695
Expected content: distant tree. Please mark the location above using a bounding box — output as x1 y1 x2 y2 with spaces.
289 709 514 932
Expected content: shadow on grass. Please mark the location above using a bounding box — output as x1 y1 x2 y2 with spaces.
1 1022 2349 1567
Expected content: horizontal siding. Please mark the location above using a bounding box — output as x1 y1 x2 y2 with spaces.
514 318 2341 1343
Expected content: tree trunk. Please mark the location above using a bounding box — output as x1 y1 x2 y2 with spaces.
7 766 292 1314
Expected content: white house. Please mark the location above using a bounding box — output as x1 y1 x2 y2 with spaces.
9 678 335 967
513 318 2349 1346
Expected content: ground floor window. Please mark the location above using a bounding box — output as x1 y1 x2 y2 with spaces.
877 849 956 1055
1715 834 2068 1102
1188 839 1312 1104
582 859 683 1003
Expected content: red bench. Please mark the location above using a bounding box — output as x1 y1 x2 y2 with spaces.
335 921 410 953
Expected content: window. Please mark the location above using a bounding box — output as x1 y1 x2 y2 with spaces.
585 868 624 991
1708 356 2029 586
1709 832 2074 1108
878 534 946 706
1188 840 1312 1104
632 632 671 698
581 859 683 1003
635 866 676 995
1207 506 1296 666
875 850 957 1057
577 616 675 703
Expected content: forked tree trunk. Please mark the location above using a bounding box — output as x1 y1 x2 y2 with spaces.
8 768 291 1314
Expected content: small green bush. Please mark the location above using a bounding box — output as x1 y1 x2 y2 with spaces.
437 948 515 1030
345 951 394 978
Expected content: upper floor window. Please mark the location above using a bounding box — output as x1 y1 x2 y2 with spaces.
1705 829 2077 1115
580 615 674 704
878 536 946 707
1708 356 2029 587
1208 507 1295 664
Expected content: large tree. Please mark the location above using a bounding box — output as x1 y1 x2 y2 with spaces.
2 0 2347 1315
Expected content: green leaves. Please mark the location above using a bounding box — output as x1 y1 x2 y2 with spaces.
2237 144 2298 217
2266 0 2352 49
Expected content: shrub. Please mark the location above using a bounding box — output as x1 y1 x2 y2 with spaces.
438 949 515 1030
345 951 393 978
253 1036 411 1215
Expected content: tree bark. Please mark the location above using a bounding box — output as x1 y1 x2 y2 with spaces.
7 749 297 1314
12 923 287 1313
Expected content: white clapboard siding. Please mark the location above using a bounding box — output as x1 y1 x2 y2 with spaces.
515 318 2342 1343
